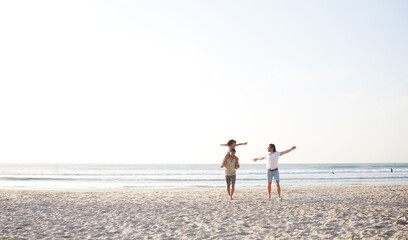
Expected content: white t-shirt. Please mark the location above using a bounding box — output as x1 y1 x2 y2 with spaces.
266 151 280 170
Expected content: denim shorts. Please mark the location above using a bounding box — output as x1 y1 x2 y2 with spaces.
225 175 236 186
267 170 280 182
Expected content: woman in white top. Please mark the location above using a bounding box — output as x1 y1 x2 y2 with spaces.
253 144 296 200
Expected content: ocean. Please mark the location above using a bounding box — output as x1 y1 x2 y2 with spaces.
0 163 407 190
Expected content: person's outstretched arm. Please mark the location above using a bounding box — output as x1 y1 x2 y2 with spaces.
253 156 266 162
220 144 228 146
235 142 248 147
280 146 296 156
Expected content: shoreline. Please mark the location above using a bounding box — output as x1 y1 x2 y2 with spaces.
1 185 407 239
1 183 407 192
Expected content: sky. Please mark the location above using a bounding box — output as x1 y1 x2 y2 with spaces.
0 0 407 164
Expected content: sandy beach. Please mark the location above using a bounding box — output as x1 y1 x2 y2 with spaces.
0 185 407 239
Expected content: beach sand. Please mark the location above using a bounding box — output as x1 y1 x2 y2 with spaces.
0 185 407 239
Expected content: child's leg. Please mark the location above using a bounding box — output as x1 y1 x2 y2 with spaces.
222 154 228 167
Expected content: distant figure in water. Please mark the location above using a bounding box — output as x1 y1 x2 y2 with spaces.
391 168 393 173
331 171 335 174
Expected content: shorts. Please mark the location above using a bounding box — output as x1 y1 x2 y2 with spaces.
267 170 280 182
225 175 236 186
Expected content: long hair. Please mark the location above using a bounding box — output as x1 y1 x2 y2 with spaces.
269 144 276 153
227 139 236 146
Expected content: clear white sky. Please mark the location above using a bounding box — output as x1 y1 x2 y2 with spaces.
1 0 407 164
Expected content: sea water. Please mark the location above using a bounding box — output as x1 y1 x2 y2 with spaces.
0 163 407 190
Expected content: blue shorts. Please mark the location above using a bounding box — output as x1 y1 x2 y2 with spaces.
267 170 280 182
225 175 236 186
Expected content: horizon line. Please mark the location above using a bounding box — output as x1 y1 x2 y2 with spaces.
0 162 407 165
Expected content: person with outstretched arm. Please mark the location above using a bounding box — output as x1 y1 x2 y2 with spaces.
220 139 247 169
253 144 296 200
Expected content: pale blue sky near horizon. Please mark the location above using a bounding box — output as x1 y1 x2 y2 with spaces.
0 0 407 164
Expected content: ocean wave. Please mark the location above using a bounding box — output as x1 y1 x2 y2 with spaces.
1 163 407 190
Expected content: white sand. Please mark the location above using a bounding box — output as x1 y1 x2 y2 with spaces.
0 185 407 239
